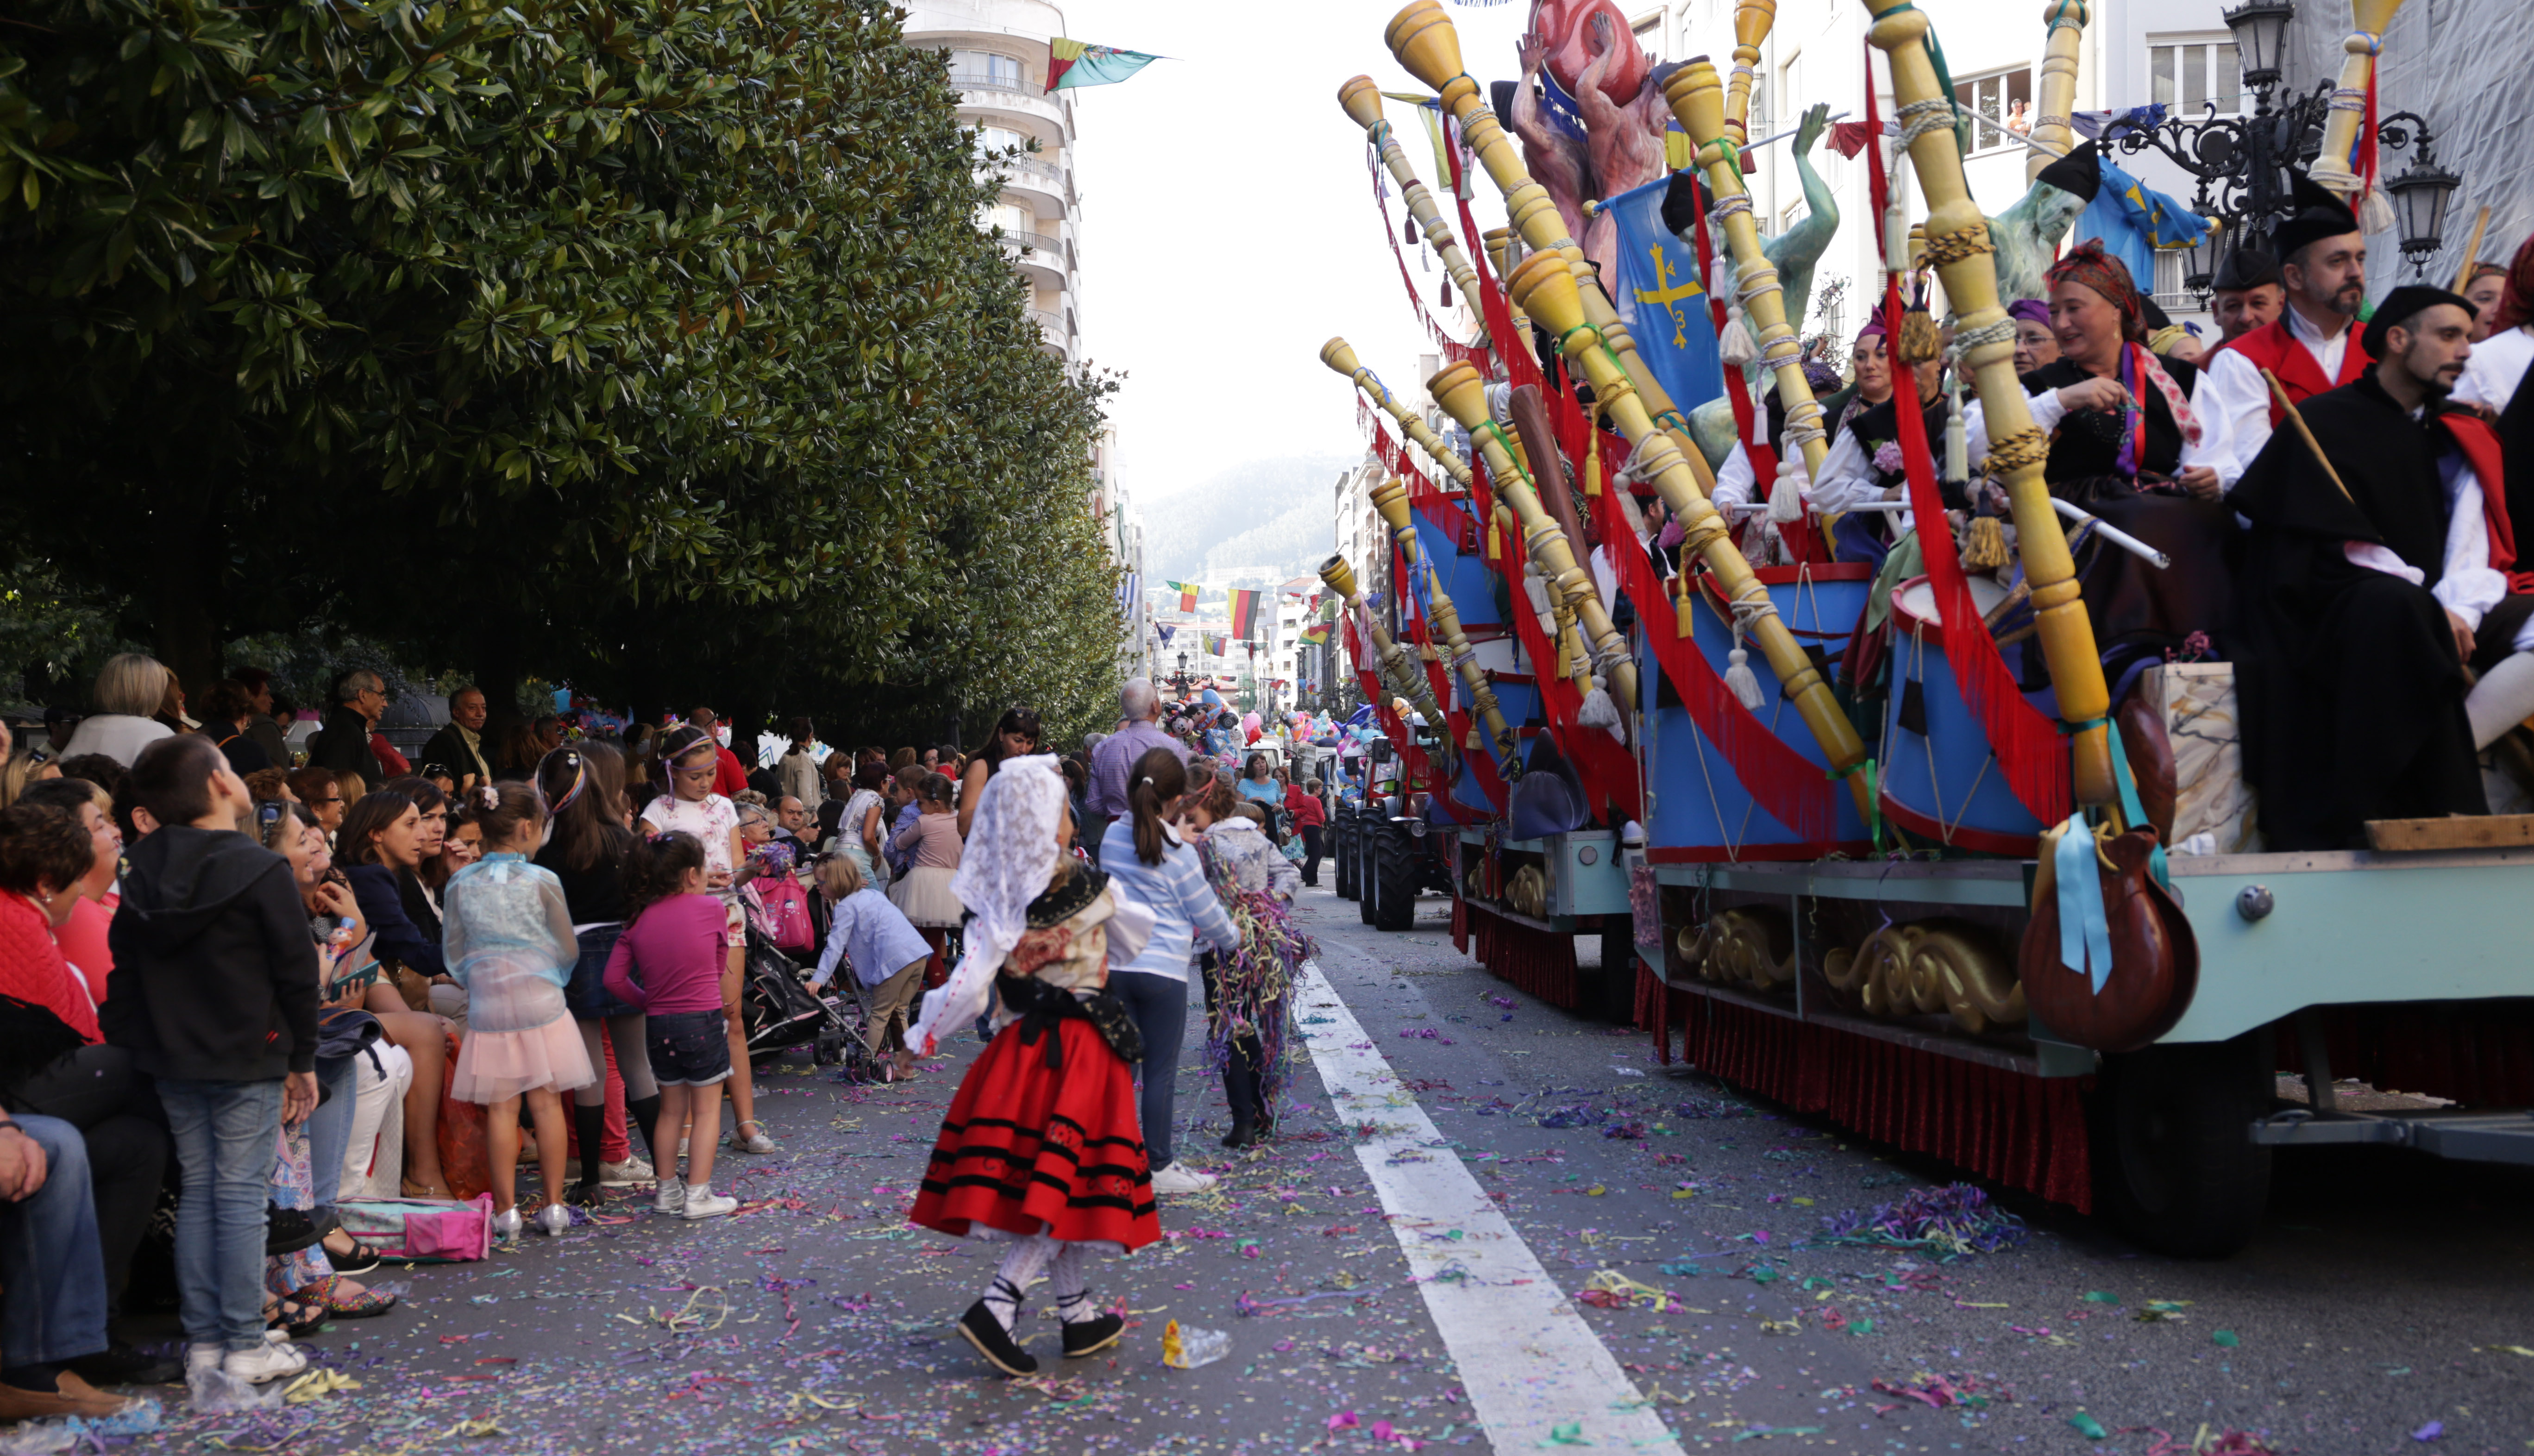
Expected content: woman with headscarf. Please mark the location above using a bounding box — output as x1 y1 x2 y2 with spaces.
1810 310 1960 566
902 754 1159 1379
1965 241 2242 695
2008 298 2059 373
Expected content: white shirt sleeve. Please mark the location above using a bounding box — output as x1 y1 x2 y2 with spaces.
1807 428 1878 515
2344 541 2424 585
2199 348 2275 483
2179 370 2239 485
2432 469 2506 627
1712 444 1756 510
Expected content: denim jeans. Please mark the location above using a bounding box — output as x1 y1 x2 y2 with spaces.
158 1078 284 1352
307 1056 359 1214
0 1114 110 1368
1107 970 1189 1169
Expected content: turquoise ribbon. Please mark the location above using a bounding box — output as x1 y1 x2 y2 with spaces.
2055 813 2114 995
2103 719 2170 889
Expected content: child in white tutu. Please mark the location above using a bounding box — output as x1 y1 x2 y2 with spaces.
443 783 593 1238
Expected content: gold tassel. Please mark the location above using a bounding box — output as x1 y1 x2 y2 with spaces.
1672 572 1695 640
1962 515 2009 571
1583 405 1603 498
1485 519 1500 562
1898 308 1942 367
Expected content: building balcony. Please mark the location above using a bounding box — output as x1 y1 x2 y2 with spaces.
985 154 1071 211
999 231 1072 289
946 73 1067 130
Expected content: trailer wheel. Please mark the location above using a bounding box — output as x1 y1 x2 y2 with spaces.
1359 817 1381 926
2095 1036 2272 1258
1372 818 1419 931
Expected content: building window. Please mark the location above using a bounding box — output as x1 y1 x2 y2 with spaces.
947 50 1023 90
1953 66 2032 156
2149 37 2242 117
2149 249 2196 313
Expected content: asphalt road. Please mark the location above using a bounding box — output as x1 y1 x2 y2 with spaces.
109 880 2534 1455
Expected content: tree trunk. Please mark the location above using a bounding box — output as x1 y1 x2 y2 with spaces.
148 496 222 693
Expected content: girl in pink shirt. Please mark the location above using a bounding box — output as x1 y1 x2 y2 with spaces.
601 832 740 1219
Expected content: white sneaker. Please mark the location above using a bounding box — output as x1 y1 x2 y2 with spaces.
654 1179 687 1216
601 1156 655 1186
535 1204 573 1236
224 1342 308 1384
679 1186 738 1219
185 1343 224 1376
728 1121 777 1155
1148 1162 1218 1195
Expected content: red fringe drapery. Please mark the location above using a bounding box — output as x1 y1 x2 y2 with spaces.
1463 900 1581 1008
2278 1003 2534 1107
1637 969 2094 1210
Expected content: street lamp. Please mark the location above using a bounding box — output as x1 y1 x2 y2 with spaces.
2220 0 2294 90
2180 214 2231 297
2107 0 2464 298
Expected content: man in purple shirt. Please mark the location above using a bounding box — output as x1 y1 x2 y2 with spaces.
1084 679 1187 863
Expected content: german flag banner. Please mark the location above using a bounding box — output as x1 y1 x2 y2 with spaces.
1229 588 1261 641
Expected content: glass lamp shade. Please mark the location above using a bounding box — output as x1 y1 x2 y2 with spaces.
2222 0 2295 89
2384 158 2459 265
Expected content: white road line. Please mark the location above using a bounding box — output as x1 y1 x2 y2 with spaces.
1292 956 1685 1456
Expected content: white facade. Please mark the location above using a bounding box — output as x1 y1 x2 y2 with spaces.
902 0 1086 363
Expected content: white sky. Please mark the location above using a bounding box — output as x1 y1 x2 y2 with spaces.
1058 1 1540 503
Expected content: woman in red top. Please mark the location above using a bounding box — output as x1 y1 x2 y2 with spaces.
0 802 103 1046
1282 777 1328 889
17 778 121 1004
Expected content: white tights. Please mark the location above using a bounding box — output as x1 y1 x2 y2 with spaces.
978 1234 1098 1333
2468 652 2534 751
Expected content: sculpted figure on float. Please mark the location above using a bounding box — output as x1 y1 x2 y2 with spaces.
1507 2 1676 302
1679 133 2098 469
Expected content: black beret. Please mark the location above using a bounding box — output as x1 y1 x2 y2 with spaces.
2034 139 2103 203
2361 284 2475 359
2269 171 2361 266
2210 246 2279 292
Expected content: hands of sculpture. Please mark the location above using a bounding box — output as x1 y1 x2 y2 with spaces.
1586 10 1613 57
1794 101 1830 158
1518 30 1547 77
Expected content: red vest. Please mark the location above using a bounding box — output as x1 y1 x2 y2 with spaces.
2208 317 2373 427
2441 410 2534 592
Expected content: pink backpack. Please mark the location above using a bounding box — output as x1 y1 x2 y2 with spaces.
753 875 817 954
335 1194 496 1262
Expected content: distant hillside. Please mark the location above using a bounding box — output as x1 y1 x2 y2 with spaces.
1140 453 1358 587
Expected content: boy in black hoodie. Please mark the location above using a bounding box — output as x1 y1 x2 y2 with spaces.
107 735 320 1387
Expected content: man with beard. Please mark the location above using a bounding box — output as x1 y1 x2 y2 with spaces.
2202 173 2373 476
2227 286 2534 849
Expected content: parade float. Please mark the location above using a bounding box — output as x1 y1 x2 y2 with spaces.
1319 0 2534 1255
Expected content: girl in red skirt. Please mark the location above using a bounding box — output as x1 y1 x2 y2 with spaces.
906 753 1159 1377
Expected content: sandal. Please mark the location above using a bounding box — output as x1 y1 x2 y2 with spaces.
322 1233 385 1275
264 1294 327 1337
298 1276 400 1320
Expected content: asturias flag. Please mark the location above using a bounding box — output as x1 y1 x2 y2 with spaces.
1046 39 1160 93
1229 589 1261 641
1606 172 1724 416
1167 580 1200 612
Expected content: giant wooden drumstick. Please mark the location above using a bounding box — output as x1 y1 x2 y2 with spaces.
2306 0 2404 202
2026 0 2088 183
1422 360 1640 729
1863 0 2113 807
1368 477 1523 773
1323 337 1475 490
1320 554 1449 735
1664 58 1832 479
1505 254 1870 810
1383 1 1711 479
1339 77 1486 340
1725 0 1778 144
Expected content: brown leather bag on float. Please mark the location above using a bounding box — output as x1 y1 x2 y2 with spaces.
2019 821 2198 1053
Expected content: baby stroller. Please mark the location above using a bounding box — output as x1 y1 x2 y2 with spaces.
739 925 861 1072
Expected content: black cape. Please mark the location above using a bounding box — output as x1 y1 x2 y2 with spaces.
2022 357 2237 663
2225 373 2485 850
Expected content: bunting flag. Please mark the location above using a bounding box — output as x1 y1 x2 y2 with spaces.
1229 589 1261 641
1156 623 1176 647
1045 39 1160 93
1203 631 1228 657
1299 621 1332 646
1167 580 1200 612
